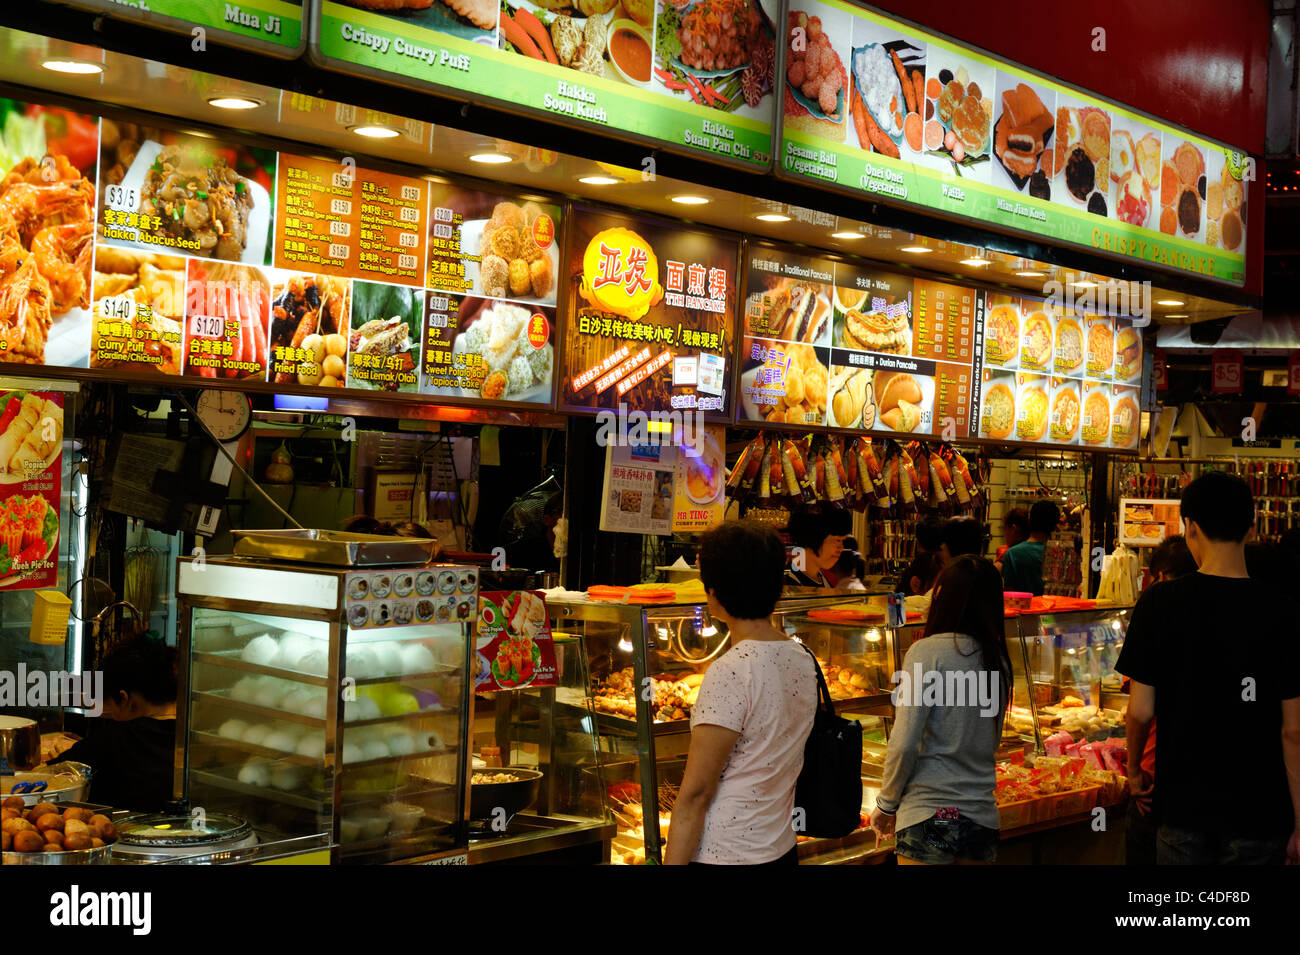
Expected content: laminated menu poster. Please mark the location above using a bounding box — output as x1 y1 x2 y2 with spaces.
312 0 778 171
422 185 558 404
599 442 674 535
561 206 735 415
776 0 1248 286
475 590 558 691
738 243 975 438
672 424 725 532
61 1 306 55
0 391 63 591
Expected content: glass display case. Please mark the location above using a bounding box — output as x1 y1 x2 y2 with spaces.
546 591 896 865
468 632 614 864
175 555 476 865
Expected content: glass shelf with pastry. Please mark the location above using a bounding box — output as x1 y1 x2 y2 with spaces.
546 590 894 864
176 554 477 865
467 631 616 864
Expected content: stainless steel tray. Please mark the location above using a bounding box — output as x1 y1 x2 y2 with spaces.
232 529 438 567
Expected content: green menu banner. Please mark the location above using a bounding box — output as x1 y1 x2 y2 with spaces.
61 1 305 55
314 0 776 171
778 0 1248 286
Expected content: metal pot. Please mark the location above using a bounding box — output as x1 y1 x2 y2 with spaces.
0 715 41 771
2 843 113 865
1 765 91 806
469 767 542 821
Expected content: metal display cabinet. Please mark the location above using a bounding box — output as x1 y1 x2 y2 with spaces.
175 556 477 865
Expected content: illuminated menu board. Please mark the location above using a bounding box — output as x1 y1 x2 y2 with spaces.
62 1 305 56
738 244 975 440
776 0 1248 286
0 94 554 409
559 206 737 416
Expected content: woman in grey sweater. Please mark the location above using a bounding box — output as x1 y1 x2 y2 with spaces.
869 556 1010 864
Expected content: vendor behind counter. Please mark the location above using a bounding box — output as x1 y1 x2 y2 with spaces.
56 637 177 812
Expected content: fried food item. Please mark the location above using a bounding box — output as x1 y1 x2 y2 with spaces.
481 254 509 298
508 258 530 297
529 255 553 298
442 0 497 30
488 225 519 260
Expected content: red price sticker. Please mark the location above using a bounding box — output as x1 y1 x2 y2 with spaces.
528 313 549 349
1212 351 1242 394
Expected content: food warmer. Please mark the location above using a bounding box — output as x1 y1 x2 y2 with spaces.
468 631 615 864
547 590 900 865
174 534 477 865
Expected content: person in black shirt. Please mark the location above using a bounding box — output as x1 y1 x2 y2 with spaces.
59 637 178 812
1116 471 1300 865
783 509 850 588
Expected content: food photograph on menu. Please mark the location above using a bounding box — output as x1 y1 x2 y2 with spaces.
561 206 735 415
345 280 423 393
0 100 97 369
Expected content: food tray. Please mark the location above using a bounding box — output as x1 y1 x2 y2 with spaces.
232 529 438 567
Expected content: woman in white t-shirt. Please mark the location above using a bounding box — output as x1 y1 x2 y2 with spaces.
665 521 817 865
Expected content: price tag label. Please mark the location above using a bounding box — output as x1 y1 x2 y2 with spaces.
398 253 417 270
329 220 351 237
400 184 421 202
330 198 352 216
331 171 354 189
99 294 136 322
429 295 449 312
433 222 453 240
189 313 223 338
399 205 420 224
104 184 139 212
328 243 349 260
427 313 448 329
1212 351 1242 393
433 206 453 223
398 231 418 248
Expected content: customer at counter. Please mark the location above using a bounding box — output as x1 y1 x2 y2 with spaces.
1118 472 1300 865
940 516 985 562
869 556 1010 864
1125 535 1197 866
994 508 1029 570
1000 501 1060 596
55 637 177 812
665 521 817 866
783 509 851 588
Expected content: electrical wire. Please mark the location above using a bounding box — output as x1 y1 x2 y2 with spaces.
170 390 303 530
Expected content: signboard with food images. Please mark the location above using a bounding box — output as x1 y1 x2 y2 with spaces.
1118 498 1181 547
475 590 558 691
673 424 725 532
60 1 306 56
346 564 479 630
422 186 558 406
311 0 778 171
777 0 1250 286
561 206 735 415
346 280 423 392
0 391 63 590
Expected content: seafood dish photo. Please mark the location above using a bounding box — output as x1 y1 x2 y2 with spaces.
89 248 186 375
1053 104 1112 216
744 342 828 425
270 273 350 387
465 200 556 303
0 124 96 367
785 9 847 137
655 0 775 112
0 391 62 479
993 81 1054 197
1159 140 1205 238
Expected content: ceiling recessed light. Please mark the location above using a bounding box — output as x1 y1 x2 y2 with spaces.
579 175 619 185
960 258 991 267
1016 270 1046 277
350 124 400 139
42 59 102 75
1156 298 1185 307
671 195 709 205
756 213 790 222
208 96 262 110
832 231 865 240
469 152 512 164
899 245 933 254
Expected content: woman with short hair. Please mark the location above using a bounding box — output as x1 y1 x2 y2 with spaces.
665 521 818 865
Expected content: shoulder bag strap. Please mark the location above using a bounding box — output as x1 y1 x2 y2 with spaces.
797 641 835 714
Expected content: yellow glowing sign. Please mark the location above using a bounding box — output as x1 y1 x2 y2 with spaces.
579 228 664 321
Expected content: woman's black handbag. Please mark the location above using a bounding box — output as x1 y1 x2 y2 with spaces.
793 643 863 838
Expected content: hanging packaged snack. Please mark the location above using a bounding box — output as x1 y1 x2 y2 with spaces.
784 439 817 504
825 438 847 503
758 437 774 501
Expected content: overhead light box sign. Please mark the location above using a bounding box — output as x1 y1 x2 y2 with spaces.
60 1 306 56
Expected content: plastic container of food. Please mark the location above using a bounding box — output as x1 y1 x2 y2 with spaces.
1004 591 1033 611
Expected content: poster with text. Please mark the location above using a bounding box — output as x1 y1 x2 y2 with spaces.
0 391 63 590
562 206 736 415
599 443 674 535
475 590 558 691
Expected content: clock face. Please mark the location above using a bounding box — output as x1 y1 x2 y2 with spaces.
194 389 252 442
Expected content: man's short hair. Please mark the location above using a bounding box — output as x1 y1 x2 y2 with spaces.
1149 535 1197 579
942 516 984 557
699 520 787 619
1181 471 1255 542
1029 500 1061 535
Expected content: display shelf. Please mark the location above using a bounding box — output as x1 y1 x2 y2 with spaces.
192 649 456 684
191 730 456 769
191 689 449 728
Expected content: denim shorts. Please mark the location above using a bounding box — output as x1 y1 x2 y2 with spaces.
896 812 998 864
